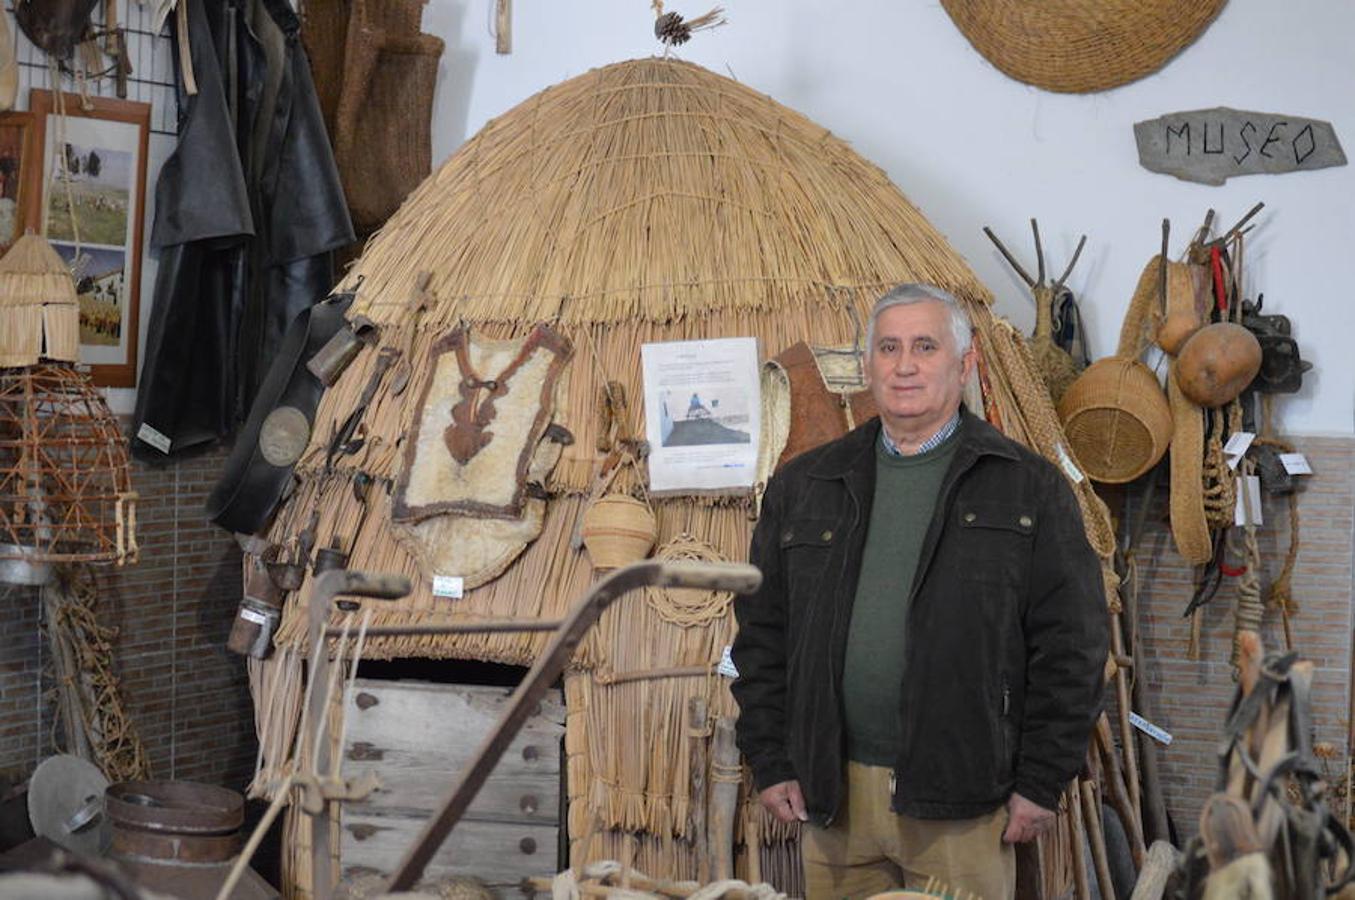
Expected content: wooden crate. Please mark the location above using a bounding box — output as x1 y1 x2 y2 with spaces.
340 679 565 889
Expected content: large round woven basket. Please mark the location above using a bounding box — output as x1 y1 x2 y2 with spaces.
1057 357 1172 483
939 0 1229 93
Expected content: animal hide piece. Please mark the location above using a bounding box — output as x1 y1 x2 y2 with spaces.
754 341 879 510
772 341 878 470
392 324 572 588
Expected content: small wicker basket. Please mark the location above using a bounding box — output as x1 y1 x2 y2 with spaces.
581 493 656 570
580 453 656 570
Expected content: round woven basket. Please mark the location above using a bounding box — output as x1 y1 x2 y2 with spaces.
1057 357 1172 483
581 494 657 570
940 0 1228 93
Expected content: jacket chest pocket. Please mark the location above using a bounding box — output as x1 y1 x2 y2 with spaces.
956 502 1034 586
779 517 838 609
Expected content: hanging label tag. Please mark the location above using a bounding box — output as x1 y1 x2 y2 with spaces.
1224 431 1255 470
1054 443 1085 484
1279 452 1313 475
1129 712 1173 745
136 423 172 454
717 644 739 678
432 575 464 598
239 607 269 625
1234 475 1263 527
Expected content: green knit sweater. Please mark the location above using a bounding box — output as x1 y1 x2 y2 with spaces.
841 434 958 765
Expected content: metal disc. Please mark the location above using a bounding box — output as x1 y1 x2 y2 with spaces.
28 755 110 856
259 406 311 467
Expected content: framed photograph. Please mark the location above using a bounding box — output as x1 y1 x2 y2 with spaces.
29 90 150 388
0 111 37 253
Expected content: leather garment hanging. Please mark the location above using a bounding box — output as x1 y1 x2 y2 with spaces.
132 0 353 460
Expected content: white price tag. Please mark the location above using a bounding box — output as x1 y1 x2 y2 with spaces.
1279 452 1313 475
432 575 464 598
136 423 172 454
1224 431 1255 470
717 644 739 678
1234 475 1263 527
1129 712 1173 746
1223 431 1255 457
1054 443 1085 485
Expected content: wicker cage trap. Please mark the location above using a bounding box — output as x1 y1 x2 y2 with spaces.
0 235 137 585
247 57 1120 896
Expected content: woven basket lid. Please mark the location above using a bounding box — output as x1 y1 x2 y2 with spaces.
940 0 1229 93
0 233 79 366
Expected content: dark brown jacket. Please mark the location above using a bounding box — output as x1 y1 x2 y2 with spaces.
731 411 1107 823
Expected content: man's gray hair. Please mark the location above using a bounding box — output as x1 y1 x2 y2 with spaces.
866 283 974 356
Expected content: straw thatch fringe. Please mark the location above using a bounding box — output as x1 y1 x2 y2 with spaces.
0 305 43 366
564 673 802 894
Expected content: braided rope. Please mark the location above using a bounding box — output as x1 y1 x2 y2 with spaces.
973 310 1118 562
643 534 733 627
1202 403 1241 530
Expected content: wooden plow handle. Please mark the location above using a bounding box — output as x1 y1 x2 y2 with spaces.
383 559 762 892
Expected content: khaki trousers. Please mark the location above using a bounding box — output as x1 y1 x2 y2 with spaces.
802 762 1015 900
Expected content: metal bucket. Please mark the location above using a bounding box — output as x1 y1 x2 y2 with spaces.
106 781 276 899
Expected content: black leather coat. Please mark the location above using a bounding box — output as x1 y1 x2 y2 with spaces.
731 412 1107 823
132 0 352 458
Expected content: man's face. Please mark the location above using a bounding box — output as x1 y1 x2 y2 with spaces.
866 301 975 429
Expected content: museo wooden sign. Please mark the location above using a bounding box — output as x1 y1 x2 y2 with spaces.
1134 107 1346 185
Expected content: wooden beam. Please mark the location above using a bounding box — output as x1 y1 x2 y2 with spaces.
496 0 512 54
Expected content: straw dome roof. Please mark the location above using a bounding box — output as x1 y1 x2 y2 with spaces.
344 56 990 324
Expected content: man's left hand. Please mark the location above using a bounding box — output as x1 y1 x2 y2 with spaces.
1002 792 1055 844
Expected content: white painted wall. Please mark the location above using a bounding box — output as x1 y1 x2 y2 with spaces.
419 0 1355 435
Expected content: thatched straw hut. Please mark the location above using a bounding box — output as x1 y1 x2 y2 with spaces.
252 57 1115 895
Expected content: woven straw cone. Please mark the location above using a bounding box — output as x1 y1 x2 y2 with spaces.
0 233 79 366
940 0 1228 93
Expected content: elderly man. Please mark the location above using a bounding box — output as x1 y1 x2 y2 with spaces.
731 284 1107 899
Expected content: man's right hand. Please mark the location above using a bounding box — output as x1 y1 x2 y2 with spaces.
759 780 809 824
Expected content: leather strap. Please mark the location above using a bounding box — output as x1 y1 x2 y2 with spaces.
206 291 356 533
